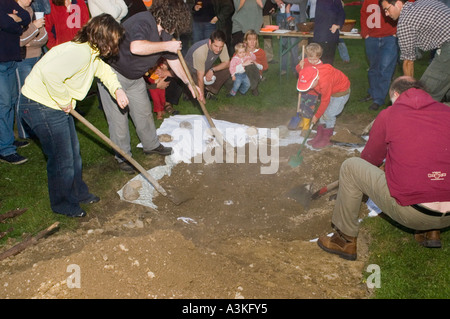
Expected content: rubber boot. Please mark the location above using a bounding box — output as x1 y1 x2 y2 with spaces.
317 229 357 261
312 126 333 149
307 124 323 146
300 118 311 137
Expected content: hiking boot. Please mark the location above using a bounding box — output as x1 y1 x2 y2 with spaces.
118 161 135 174
317 229 357 260
0 153 28 165
144 144 173 156
414 230 441 248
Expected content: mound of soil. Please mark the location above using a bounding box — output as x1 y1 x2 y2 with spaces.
0 107 376 299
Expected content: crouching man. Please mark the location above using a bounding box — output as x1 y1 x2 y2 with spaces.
317 76 450 260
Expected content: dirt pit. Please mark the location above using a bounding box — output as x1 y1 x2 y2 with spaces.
0 107 377 299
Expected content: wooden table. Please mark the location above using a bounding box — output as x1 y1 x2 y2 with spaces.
260 30 363 82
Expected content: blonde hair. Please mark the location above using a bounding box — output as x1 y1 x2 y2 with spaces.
234 42 246 53
243 29 259 49
305 43 323 59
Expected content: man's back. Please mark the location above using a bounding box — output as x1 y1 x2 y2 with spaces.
362 88 450 205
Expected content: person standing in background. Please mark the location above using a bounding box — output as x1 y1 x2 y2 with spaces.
192 0 217 43
212 0 234 56
16 0 48 141
231 0 265 56
311 0 345 65
45 0 89 50
360 0 398 111
0 0 30 165
262 0 278 63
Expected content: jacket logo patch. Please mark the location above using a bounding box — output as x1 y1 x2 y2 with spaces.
428 171 446 181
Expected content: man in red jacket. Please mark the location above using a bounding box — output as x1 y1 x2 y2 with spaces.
360 0 398 111
296 64 351 149
317 76 450 261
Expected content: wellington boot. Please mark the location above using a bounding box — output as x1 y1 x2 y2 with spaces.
312 126 333 149
317 229 357 260
300 118 311 137
307 124 323 146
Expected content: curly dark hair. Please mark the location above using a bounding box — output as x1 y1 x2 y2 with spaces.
149 0 192 36
72 14 124 58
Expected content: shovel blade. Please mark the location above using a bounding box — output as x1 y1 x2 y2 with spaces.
286 184 312 208
288 154 303 168
165 187 193 205
288 114 301 130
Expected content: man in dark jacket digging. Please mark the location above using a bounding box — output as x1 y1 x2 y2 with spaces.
317 76 450 261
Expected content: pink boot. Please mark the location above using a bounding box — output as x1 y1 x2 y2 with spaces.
307 124 323 146
312 126 333 149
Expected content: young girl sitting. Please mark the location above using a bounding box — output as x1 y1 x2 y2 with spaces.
228 43 256 97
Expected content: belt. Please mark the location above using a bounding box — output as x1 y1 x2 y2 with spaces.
291 11 300 14
411 204 450 217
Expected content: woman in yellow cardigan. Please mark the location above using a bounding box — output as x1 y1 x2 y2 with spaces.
21 14 129 217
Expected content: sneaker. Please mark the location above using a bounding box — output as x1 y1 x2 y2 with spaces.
144 144 173 156
79 194 100 204
13 140 30 148
118 161 136 174
68 209 87 218
0 153 28 165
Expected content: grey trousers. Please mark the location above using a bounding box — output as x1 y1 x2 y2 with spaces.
332 157 450 237
97 68 160 162
421 41 450 102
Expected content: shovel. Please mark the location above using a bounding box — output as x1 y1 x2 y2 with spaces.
70 109 191 205
287 179 339 208
287 45 305 131
288 92 302 130
288 121 314 168
175 44 225 147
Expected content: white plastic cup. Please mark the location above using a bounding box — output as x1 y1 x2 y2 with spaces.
35 12 44 20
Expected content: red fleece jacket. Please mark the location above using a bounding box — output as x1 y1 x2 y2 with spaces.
361 88 450 206
45 0 89 49
312 64 350 119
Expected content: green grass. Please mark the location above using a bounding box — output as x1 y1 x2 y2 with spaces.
1 4 448 299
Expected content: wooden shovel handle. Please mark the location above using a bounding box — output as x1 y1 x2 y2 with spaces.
70 109 167 196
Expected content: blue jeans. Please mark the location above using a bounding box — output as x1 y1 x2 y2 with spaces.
230 73 250 95
19 99 91 216
16 56 40 139
192 21 217 43
365 36 399 106
0 61 19 157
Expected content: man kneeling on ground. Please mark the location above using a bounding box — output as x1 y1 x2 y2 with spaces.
317 76 450 260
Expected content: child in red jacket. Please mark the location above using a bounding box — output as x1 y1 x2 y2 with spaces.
297 64 351 148
145 60 170 120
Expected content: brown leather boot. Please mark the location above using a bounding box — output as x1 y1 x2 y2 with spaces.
317 229 357 260
414 230 441 248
